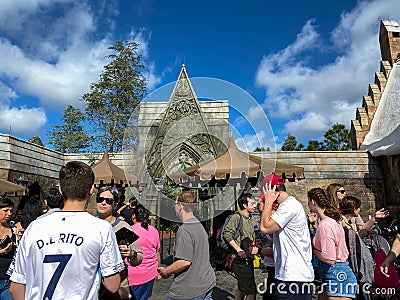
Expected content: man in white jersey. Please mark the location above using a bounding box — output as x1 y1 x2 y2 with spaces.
260 174 314 300
10 161 125 300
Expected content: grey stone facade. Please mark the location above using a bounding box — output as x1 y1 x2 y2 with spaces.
0 133 385 221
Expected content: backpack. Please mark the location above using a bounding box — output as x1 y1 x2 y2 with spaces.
215 212 243 252
344 227 375 285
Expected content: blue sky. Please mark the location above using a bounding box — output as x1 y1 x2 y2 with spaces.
0 0 399 151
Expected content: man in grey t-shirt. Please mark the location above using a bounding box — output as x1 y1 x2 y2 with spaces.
158 191 216 300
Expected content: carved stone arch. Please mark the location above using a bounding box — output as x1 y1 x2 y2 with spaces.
151 141 206 179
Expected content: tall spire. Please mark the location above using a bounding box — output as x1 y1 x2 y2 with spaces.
146 65 218 178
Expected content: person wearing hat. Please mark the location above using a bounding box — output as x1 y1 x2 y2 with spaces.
259 174 314 300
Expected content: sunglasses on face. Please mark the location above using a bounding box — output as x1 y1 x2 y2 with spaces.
337 189 346 194
96 197 114 205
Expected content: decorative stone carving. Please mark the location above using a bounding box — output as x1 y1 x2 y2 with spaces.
145 65 218 179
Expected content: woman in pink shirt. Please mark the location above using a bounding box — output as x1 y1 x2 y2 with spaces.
128 204 160 300
308 188 357 300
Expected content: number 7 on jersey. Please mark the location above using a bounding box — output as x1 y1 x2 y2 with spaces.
43 254 72 299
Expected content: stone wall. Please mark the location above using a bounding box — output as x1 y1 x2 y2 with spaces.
252 151 384 220
0 134 64 192
0 134 386 221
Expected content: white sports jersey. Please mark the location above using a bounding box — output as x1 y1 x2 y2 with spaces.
10 211 125 300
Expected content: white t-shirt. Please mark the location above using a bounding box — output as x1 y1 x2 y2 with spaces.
271 196 314 282
10 211 125 300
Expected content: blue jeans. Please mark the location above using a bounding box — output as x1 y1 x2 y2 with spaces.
130 279 155 300
166 289 213 300
0 279 12 300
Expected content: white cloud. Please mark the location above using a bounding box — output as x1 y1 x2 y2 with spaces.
0 104 47 136
129 28 162 90
0 0 160 136
235 131 278 153
255 0 400 143
0 82 47 135
0 83 17 103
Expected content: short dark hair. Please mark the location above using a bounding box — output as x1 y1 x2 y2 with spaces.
45 187 64 209
96 186 119 203
238 193 253 210
339 199 355 217
346 195 361 209
59 161 94 201
128 196 138 206
176 191 195 212
0 197 14 209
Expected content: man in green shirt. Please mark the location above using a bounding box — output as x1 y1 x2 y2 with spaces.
224 193 259 300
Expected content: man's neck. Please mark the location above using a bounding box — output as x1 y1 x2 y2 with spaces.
241 209 250 217
181 212 195 222
277 192 290 204
62 199 87 211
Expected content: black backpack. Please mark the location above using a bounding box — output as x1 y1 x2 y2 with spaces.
215 212 243 251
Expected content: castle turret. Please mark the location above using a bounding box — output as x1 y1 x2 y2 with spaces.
350 20 400 149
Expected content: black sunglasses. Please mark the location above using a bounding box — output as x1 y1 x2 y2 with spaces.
96 197 114 205
336 189 346 194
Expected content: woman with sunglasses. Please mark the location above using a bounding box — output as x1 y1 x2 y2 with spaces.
326 183 347 209
96 186 143 300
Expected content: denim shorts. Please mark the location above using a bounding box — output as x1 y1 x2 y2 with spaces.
318 261 357 298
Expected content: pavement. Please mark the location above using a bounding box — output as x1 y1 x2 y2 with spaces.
150 266 269 300
151 233 269 299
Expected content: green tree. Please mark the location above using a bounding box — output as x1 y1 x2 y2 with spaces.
281 134 298 151
305 140 326 151
253 146 270 152
82 40 147 152
323 123 351 151
47 105 91 153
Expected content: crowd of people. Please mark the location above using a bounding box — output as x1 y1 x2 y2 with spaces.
0 161 399 299
222 175 397 300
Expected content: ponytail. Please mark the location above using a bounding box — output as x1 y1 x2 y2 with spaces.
134 204 150 230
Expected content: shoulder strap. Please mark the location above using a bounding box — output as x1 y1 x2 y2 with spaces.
232 212 244 242
238 213 244 237
111 218 121 228
355 233 362 274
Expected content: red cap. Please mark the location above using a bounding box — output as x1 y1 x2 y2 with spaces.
262 174 284 187
258 174 284 202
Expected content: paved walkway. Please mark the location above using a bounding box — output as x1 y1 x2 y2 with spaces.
152 234 269 299
150 268 269 300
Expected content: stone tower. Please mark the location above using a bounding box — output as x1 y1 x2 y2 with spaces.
129 65 229 213
351 20 400 149
144 65 227 180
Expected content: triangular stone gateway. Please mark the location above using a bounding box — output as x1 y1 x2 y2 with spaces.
146 65 219 179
